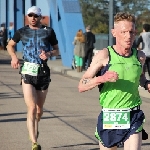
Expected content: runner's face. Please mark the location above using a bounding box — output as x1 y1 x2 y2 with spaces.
113 21 136 49
27 13 41 26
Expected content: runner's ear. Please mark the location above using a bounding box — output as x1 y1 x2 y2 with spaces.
111 29 116 37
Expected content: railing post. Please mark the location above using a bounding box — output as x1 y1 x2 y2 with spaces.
109 0 114 46
14 0 25 51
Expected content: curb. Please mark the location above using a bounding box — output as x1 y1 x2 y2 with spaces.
48 65 84 79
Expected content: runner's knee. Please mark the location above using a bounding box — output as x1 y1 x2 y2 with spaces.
36 112 43 121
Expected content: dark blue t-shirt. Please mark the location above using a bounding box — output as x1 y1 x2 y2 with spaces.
12 25 58 64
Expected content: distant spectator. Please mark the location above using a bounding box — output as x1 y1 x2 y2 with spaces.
0 30 3 42
8 25 14 42
0 27 7 50
73 29 85 72
0 30 3 50
132 39 137 48
83 25 95 70
136 23 150 76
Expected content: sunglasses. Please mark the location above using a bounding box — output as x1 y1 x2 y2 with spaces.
28 14 40 18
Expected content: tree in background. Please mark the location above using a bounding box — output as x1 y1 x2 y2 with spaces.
79 0 109 33
79 0 150 35
119 0 150 34
136 10 150 34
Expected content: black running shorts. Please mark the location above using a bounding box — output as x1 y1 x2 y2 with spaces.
20 63 51 90
95 109 145 148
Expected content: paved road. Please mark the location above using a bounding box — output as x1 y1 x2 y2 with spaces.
0 54 150 150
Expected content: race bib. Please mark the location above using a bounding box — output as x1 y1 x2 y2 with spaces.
103 108 130 129
21 62 40 76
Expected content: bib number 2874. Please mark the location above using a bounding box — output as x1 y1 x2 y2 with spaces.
103 109 130 129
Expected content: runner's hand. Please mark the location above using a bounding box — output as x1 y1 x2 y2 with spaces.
11 56 20 69
100 71 119 83
147 84 150 93
39 50 50 60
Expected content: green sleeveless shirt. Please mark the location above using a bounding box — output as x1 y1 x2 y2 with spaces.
99 46 142 108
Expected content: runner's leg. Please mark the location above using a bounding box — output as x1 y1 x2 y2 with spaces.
22 80 37 144
99 141 117 150
35 118 38 139
124 132 142 150
124 137 130 150
36 89 48 121
35 89 48 138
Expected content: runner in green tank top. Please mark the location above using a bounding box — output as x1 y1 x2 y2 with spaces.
100 46 142 109
78 12 150 150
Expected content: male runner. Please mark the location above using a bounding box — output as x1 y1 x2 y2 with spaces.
7 6 59 150
78 12 150 150
136 24 150 76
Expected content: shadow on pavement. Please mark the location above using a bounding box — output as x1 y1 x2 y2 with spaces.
0 117 27 122
52 142 150 149
0 112 26 117
0 59 11 64
41 115 83 120
0 114 82 123
52 142 98 148
0 92 23 99
0 59 23 65
142 142 150 146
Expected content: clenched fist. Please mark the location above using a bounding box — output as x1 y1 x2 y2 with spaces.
11 56 20 69
98 71 119 83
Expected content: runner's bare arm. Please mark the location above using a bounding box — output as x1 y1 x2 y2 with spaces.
78 48 119 92
7 39 20 69
7 39 17 57
138 51 150 92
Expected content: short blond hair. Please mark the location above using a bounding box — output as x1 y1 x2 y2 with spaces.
114 12 135 24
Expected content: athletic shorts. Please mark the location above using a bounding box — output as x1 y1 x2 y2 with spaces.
95 108 145 148
20 63 51 90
